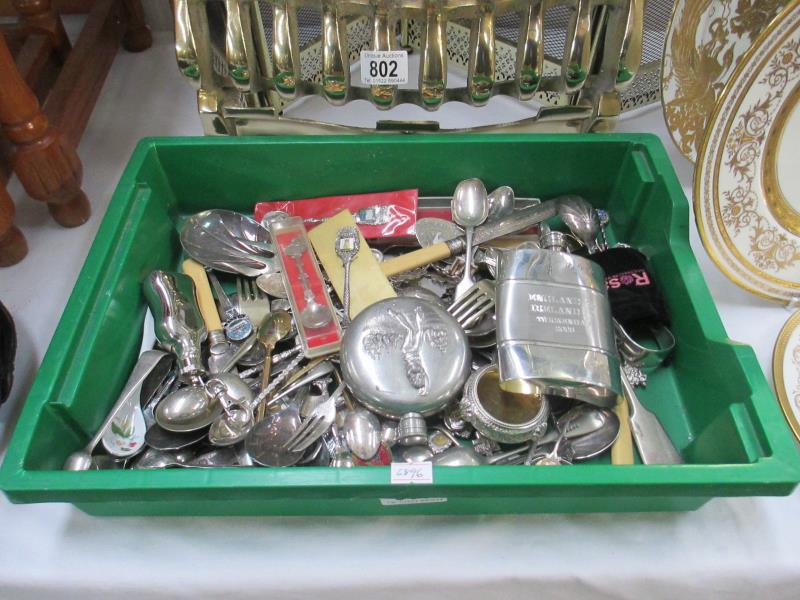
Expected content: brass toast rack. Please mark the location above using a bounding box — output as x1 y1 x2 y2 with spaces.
174 0 672 135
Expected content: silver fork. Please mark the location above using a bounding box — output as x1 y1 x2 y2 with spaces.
447 280 496 330
283 382 344 453
236 276 271 327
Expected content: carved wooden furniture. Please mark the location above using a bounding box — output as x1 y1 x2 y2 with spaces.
0 0 152 266
0 178 27 267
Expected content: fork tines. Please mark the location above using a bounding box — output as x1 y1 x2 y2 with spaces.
236 276 271 326
282 382 344 453
447 280 496 331
284 414 326 453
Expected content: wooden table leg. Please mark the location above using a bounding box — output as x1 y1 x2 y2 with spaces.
121 0 153 53
0 33 90 228
11 0 71 63
0 182 28 267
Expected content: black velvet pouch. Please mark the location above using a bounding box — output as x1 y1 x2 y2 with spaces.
0 301 15 405
588 246 670 330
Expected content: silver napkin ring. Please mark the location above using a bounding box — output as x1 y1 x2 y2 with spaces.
614 320 675 369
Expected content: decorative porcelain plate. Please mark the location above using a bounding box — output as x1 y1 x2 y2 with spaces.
694 2 800 304
661 0 790 162
774 310 800 443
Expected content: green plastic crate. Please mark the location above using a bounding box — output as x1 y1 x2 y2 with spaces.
2 134 798 516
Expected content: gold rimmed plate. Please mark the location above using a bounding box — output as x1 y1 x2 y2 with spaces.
694 1 800 304
661 0 790 162
774 310 800 443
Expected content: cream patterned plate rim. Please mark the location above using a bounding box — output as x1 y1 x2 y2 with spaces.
774 310 800 443
694 1 800 304
661 0 790 163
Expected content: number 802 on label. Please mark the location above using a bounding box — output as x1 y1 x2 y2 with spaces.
360 50 409 85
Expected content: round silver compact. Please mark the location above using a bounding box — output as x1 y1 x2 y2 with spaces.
340 297 471 418
460 364 549 444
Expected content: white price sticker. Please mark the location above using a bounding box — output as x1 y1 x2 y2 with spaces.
360 51 408 85
380 497 447 506
390 462 433 485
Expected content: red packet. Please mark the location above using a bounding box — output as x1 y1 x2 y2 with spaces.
254 190 418 241
270 218 341 358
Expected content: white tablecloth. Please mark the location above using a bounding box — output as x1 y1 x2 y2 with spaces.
0 33 798 598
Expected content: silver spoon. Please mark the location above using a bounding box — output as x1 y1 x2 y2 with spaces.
207 374 255 446
570 417 620 461
327 425 354 467
145 424 208 451
334 226 360 324
208 402 254 446
154 384 221 433
557 195 600 253
139 353 179 429
155 338 255 441
133 448 185 469
155 372 249 433
245 404 304 467
431 442 532 467
181 447 240 468
452 179 490 299
401 446 434 463
341 408 381 461
63 352 170 471
430 429 532 466
236 444 254 467
486 186 515 222
536 404 613 445
527 431 573 466
536 411 621 461
284 236 332 329
381 421 398 448
256 311 293 398
431 443 484 466
180 210 277 276
256 272 288 298
100 350 172 460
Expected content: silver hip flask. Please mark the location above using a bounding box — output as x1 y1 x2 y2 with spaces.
496 246 621 407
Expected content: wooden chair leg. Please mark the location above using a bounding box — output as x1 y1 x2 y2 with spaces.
0 182 28 267
0 34 90 228
121 0 153 53
11 0 72 63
